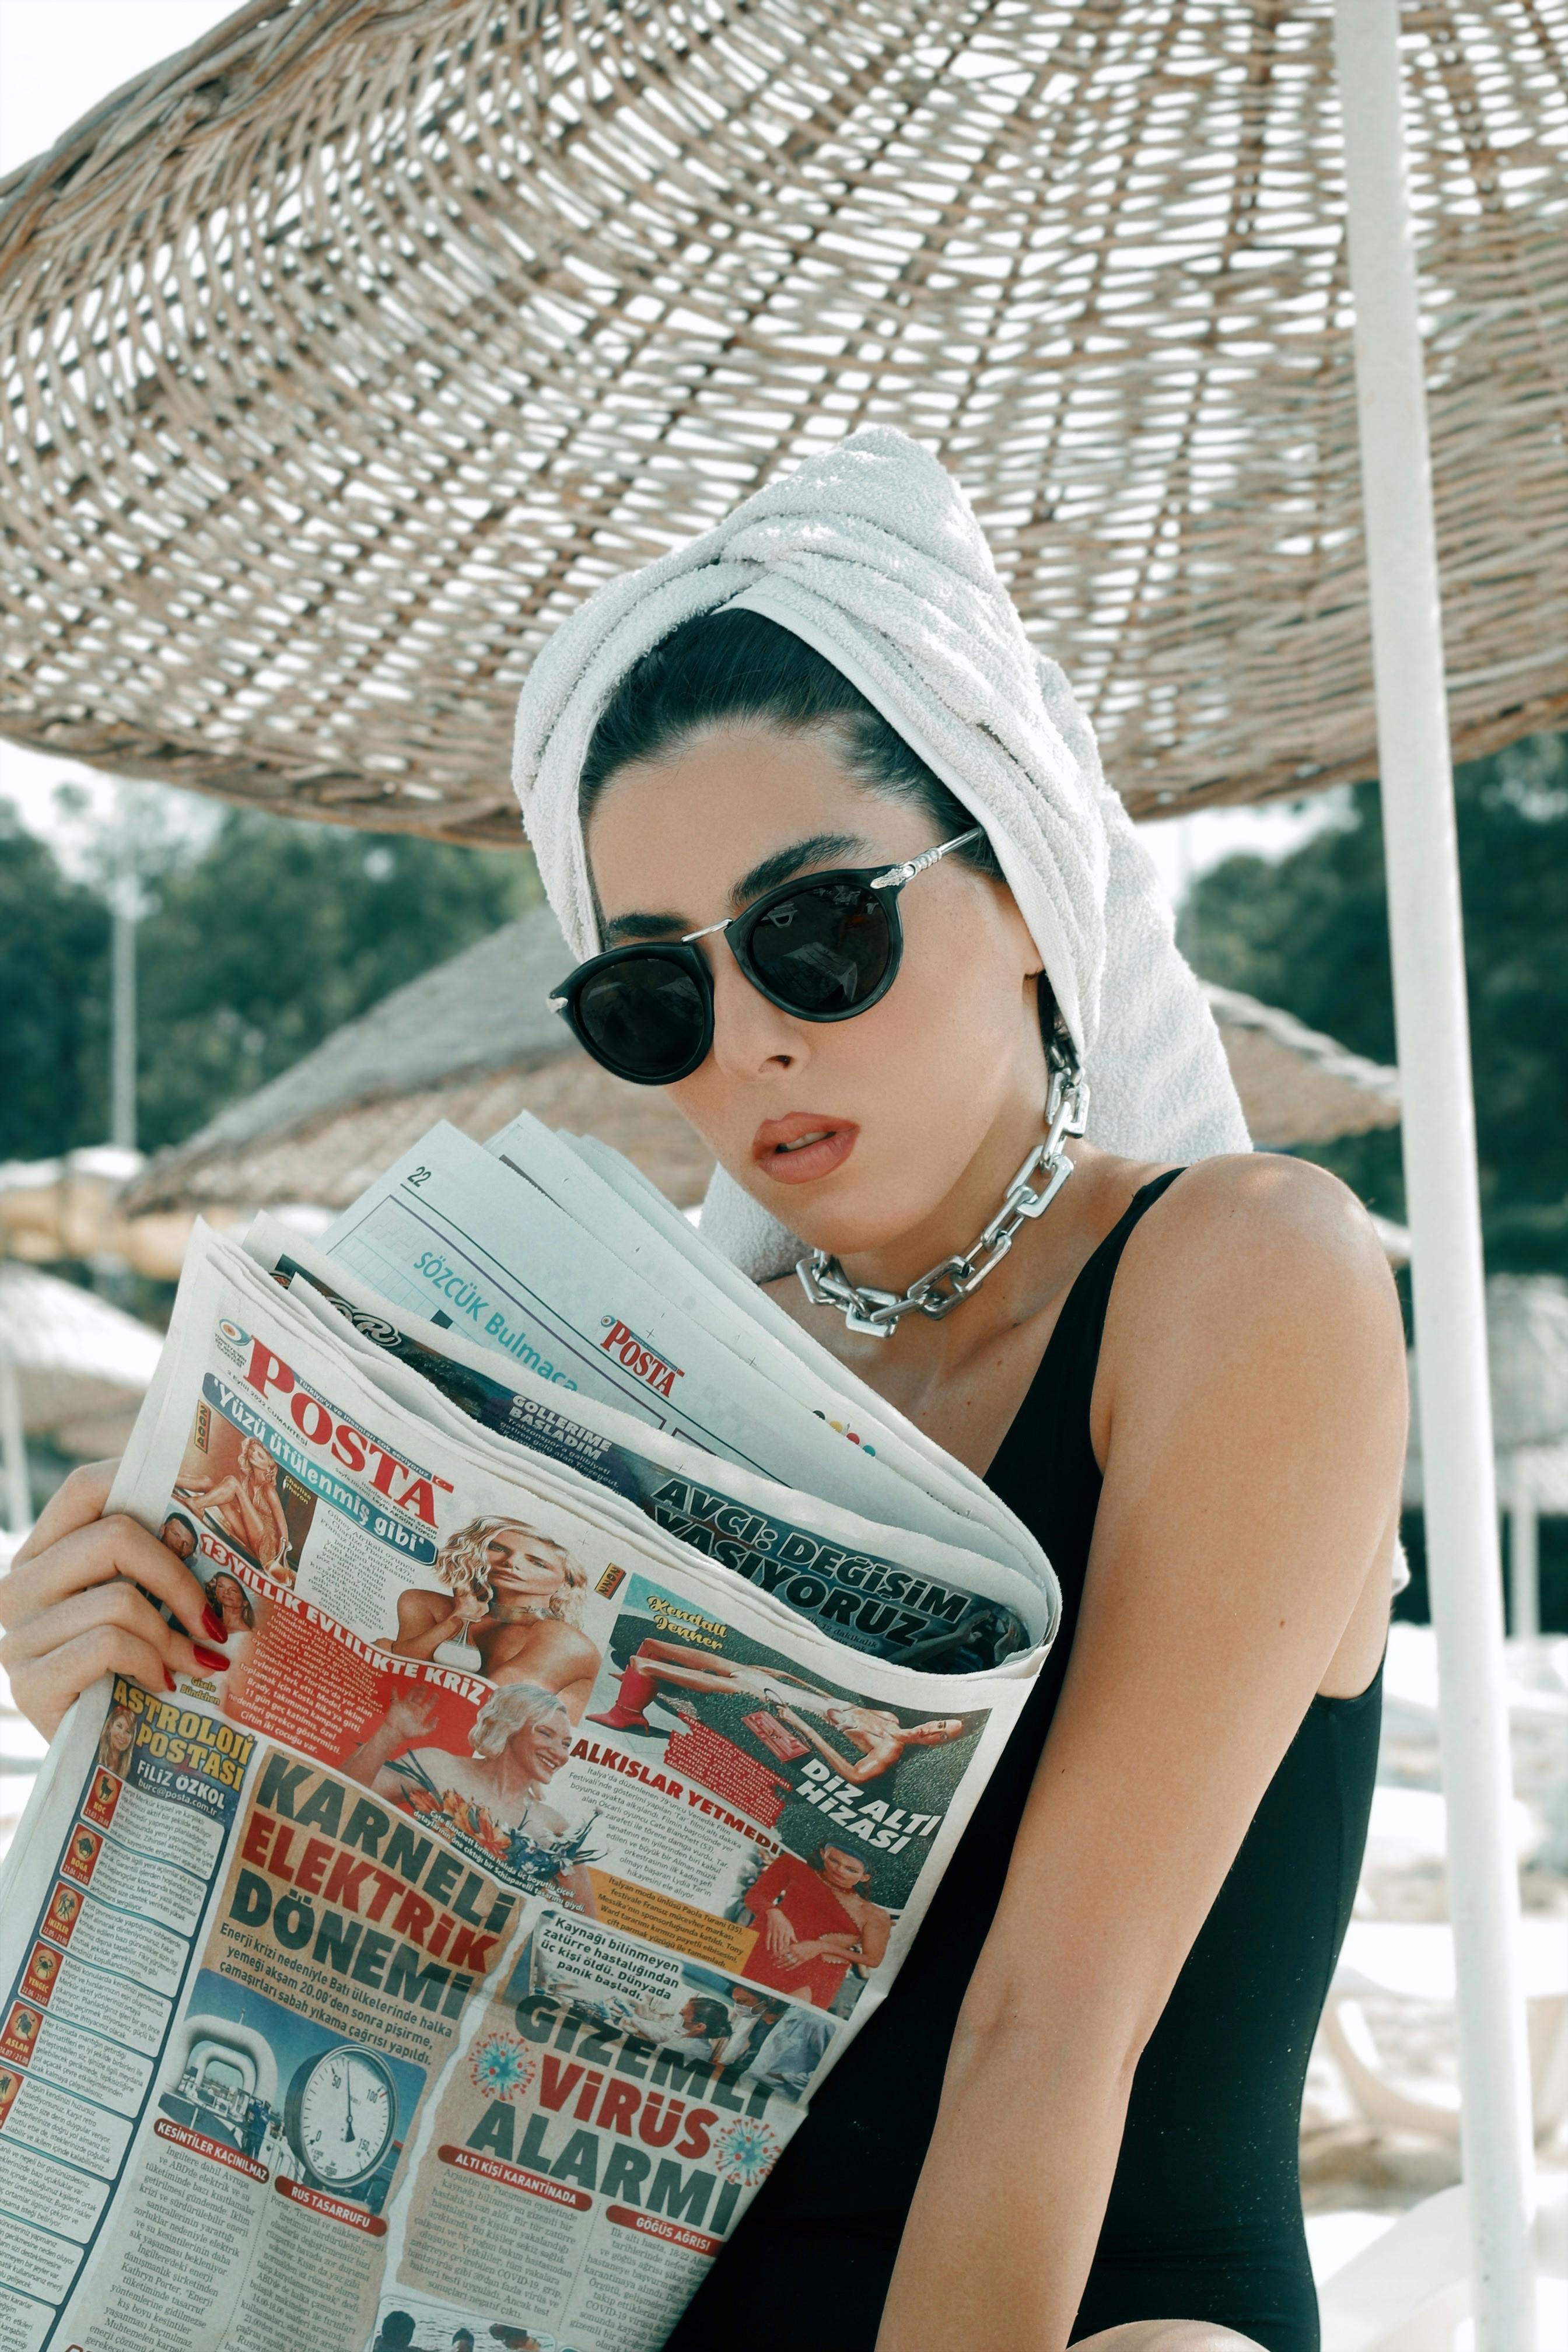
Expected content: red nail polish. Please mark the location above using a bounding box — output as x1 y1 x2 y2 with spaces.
191 1644 230 1673
201 1605 226 1642
163 1668 178 1691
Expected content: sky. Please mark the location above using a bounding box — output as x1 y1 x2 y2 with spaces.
0 0 1335 902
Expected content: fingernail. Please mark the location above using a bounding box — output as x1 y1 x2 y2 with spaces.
192 1645 230 1673
163 1668 178 1691
201 1605 227 1642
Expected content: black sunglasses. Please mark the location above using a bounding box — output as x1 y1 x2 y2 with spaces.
551 827 985 1085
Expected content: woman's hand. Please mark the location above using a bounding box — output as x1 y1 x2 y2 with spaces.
0 1463 223 1741
343 1689 439 1790
762 1907 799 1962
381 1691 439 1749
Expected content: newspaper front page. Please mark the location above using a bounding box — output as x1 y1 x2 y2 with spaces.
0 1154 1055 2352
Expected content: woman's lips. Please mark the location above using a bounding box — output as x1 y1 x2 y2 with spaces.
752 1114 859 1186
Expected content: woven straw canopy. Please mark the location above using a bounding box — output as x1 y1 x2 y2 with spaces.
1 0 1565 844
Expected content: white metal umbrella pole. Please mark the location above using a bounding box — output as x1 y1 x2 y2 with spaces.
1332 4 1537 2344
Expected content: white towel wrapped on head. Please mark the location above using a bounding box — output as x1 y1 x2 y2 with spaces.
512 427 1248 1279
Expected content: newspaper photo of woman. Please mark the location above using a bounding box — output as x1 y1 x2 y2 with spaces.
175 1436 293 1580
740 1844 891 2011
589 1637 965 1787
772 1700 966 1788
200 1567 261 1706
345 1684 600 1911
95 1700 136 1776
380 1518 600 1718
204 1570 254 1637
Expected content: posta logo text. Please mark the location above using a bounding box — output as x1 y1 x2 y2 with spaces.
242 1340 452 1525
598 1318 683 1401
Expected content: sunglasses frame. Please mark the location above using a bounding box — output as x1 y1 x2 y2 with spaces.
550 825 985 1085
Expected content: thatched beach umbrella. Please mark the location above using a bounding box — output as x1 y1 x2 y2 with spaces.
119 905 1401 1219
0 1265 163 1527
2 1 1559 2327
0 1 1562 837
120 902 716 1216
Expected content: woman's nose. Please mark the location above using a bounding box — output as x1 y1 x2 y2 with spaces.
706 943 804 1082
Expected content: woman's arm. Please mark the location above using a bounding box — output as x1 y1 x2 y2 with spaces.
876 1158 1406 2352
376 1588 480 1661
849 1902 891 1969
342 1695 438 1791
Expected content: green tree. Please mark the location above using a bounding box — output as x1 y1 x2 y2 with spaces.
0 800 538 1161
1181 734 1568 1631
131 811 539 1150
0 801 111 1161
1180 733 1568 1270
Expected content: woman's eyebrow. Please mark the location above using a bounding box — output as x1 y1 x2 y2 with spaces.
600 832 870 945
600 907 687 946
729 832 867 911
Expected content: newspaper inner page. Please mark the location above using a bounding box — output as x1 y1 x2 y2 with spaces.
317 1124 1047 1594
494 1112 1039 1562
249 1213 1048 1671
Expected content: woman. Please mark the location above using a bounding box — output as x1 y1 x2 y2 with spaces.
741 1842 892 2011
589 1635 965 1784
174 1437 292 1580
201 1567 261 1708
771 1699 965 1788
344 1682 599 1913
204 1570 254 1637
0 429 1404 2352
380 1516 600 1718
95 1700 136 1776
516 431 1404 2352
657 1993 736 2063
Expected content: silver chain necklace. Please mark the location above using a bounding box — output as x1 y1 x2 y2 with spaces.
797 1052 1090 1339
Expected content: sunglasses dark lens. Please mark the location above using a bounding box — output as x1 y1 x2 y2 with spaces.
747 880 893 1014
575 957 709 1078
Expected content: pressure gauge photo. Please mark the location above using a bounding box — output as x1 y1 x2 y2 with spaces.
282 2043 397 2189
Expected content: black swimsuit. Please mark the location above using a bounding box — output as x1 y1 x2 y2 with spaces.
668 1170 1382 2352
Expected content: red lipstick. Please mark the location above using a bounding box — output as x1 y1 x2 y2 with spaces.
752 1112 859 1186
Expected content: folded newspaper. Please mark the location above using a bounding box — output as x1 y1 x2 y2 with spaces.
0 1114 1059 2352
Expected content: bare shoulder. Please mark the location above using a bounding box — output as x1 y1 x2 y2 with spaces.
397 1586 449 1627
1102 1153 1406 1429
1131 1151 1395 1300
